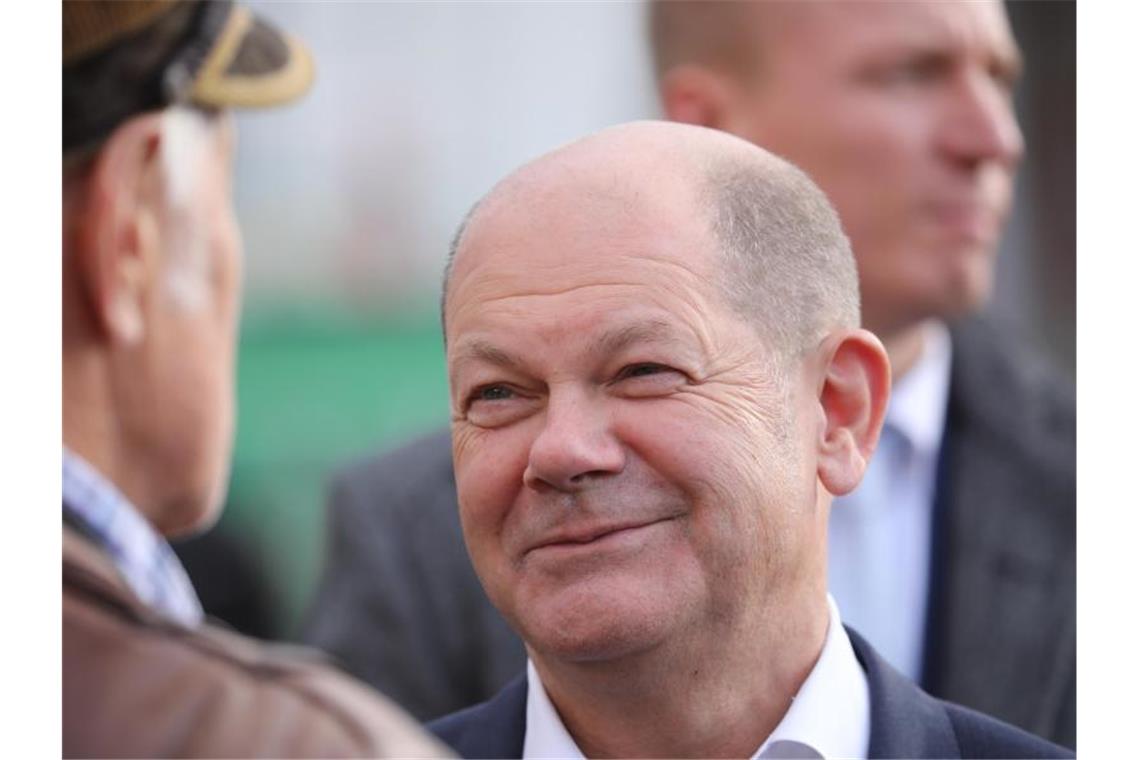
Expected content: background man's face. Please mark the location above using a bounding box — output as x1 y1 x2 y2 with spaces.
728 1 1023 333
445 171 825 662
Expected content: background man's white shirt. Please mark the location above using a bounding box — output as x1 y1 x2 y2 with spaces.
829 321 952 680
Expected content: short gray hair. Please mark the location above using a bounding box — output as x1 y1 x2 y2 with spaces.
439 200 480 343
703 154 860 357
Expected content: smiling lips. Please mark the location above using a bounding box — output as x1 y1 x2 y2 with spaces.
526 516 680 556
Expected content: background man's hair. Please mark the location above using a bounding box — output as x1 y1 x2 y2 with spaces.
647 0 759 83
702 154 861 357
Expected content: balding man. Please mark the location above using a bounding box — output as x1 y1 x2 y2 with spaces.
305 1 1074 747
62 1 447 756
425 121 1066 759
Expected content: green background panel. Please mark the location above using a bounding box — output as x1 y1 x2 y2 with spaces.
214 306 450 634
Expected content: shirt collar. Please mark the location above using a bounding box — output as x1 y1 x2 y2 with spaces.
524 658 584 760
522 595 869 759
756 595 870 759
62 449 203 627
885 320 953 457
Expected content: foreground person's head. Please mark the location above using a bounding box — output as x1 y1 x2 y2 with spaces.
62 0 313 535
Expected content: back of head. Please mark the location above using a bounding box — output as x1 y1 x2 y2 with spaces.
62 0 314 534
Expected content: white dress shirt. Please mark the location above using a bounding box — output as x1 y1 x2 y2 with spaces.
523 595 870 759
828 321 952 681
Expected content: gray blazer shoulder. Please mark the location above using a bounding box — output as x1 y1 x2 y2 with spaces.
303 429 525 720
927 317 1075 747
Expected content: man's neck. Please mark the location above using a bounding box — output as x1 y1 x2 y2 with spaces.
531 592 830 758
63 350 155 528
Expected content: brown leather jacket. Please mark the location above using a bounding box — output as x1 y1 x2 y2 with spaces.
63 526 451 758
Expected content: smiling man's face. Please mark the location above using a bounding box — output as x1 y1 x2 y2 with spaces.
444 154 826 664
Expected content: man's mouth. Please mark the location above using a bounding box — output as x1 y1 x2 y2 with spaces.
927 201 1002 244
526 515 680 556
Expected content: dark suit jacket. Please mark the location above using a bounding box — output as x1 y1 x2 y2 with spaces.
302 317 1075 744
427 628 1071 759
303 431 525 720
922 319 1075 746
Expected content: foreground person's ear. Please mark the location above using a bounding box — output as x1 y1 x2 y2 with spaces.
72 113 167 347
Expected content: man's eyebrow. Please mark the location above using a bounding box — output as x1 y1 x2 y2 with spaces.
451 320 683 369
597 319 681 355
993 43 1023 84
451 339 527 370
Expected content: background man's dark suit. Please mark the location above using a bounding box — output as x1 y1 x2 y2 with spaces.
426 629 1071 760
303 432 524 718
302 316 1075 746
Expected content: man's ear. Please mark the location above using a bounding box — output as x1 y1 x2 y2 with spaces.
71 113 167 347
814 329 892 496
659 65 737 131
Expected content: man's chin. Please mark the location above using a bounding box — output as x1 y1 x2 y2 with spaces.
156 472 230 538
935 273 994 323
514 586 679 664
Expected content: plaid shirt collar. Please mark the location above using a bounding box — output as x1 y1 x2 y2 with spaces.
62 449 203 627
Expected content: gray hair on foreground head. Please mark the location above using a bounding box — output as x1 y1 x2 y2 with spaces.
702 152 860 356
440 125 860 355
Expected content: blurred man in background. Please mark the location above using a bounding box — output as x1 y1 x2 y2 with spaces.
62 1 447 756
651 0 1074 745
304 0 1074 747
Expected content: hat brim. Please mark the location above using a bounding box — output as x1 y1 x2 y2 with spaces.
188 5 314 109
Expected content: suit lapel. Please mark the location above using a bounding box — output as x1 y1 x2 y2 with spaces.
429 674 528 758
848 627 960 759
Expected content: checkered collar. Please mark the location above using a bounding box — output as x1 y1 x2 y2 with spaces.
62 449 203 627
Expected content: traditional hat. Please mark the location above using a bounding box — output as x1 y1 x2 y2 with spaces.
63 0 314 152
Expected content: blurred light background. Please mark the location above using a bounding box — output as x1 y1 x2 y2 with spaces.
174 1 1074 640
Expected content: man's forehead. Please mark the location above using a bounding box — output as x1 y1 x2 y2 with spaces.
761 1 1019 66
451 317 690 369
450 166 715 297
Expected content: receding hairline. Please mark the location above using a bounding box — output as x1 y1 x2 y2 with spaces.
439 124 747 335
441 123 858 353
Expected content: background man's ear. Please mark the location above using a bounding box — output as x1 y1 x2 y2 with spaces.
71 113 167 347
659 65 737 131
815 329 892 496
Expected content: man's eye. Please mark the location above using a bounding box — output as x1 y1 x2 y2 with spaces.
463 384 534 429
873 55 950 88
620 363 670 379
473 385 514 403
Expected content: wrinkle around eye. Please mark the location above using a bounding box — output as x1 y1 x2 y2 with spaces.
611 364 690 398
465 387 540 428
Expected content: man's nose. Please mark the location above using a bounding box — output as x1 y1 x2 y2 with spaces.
937 69 1025 171
523 389 625 493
